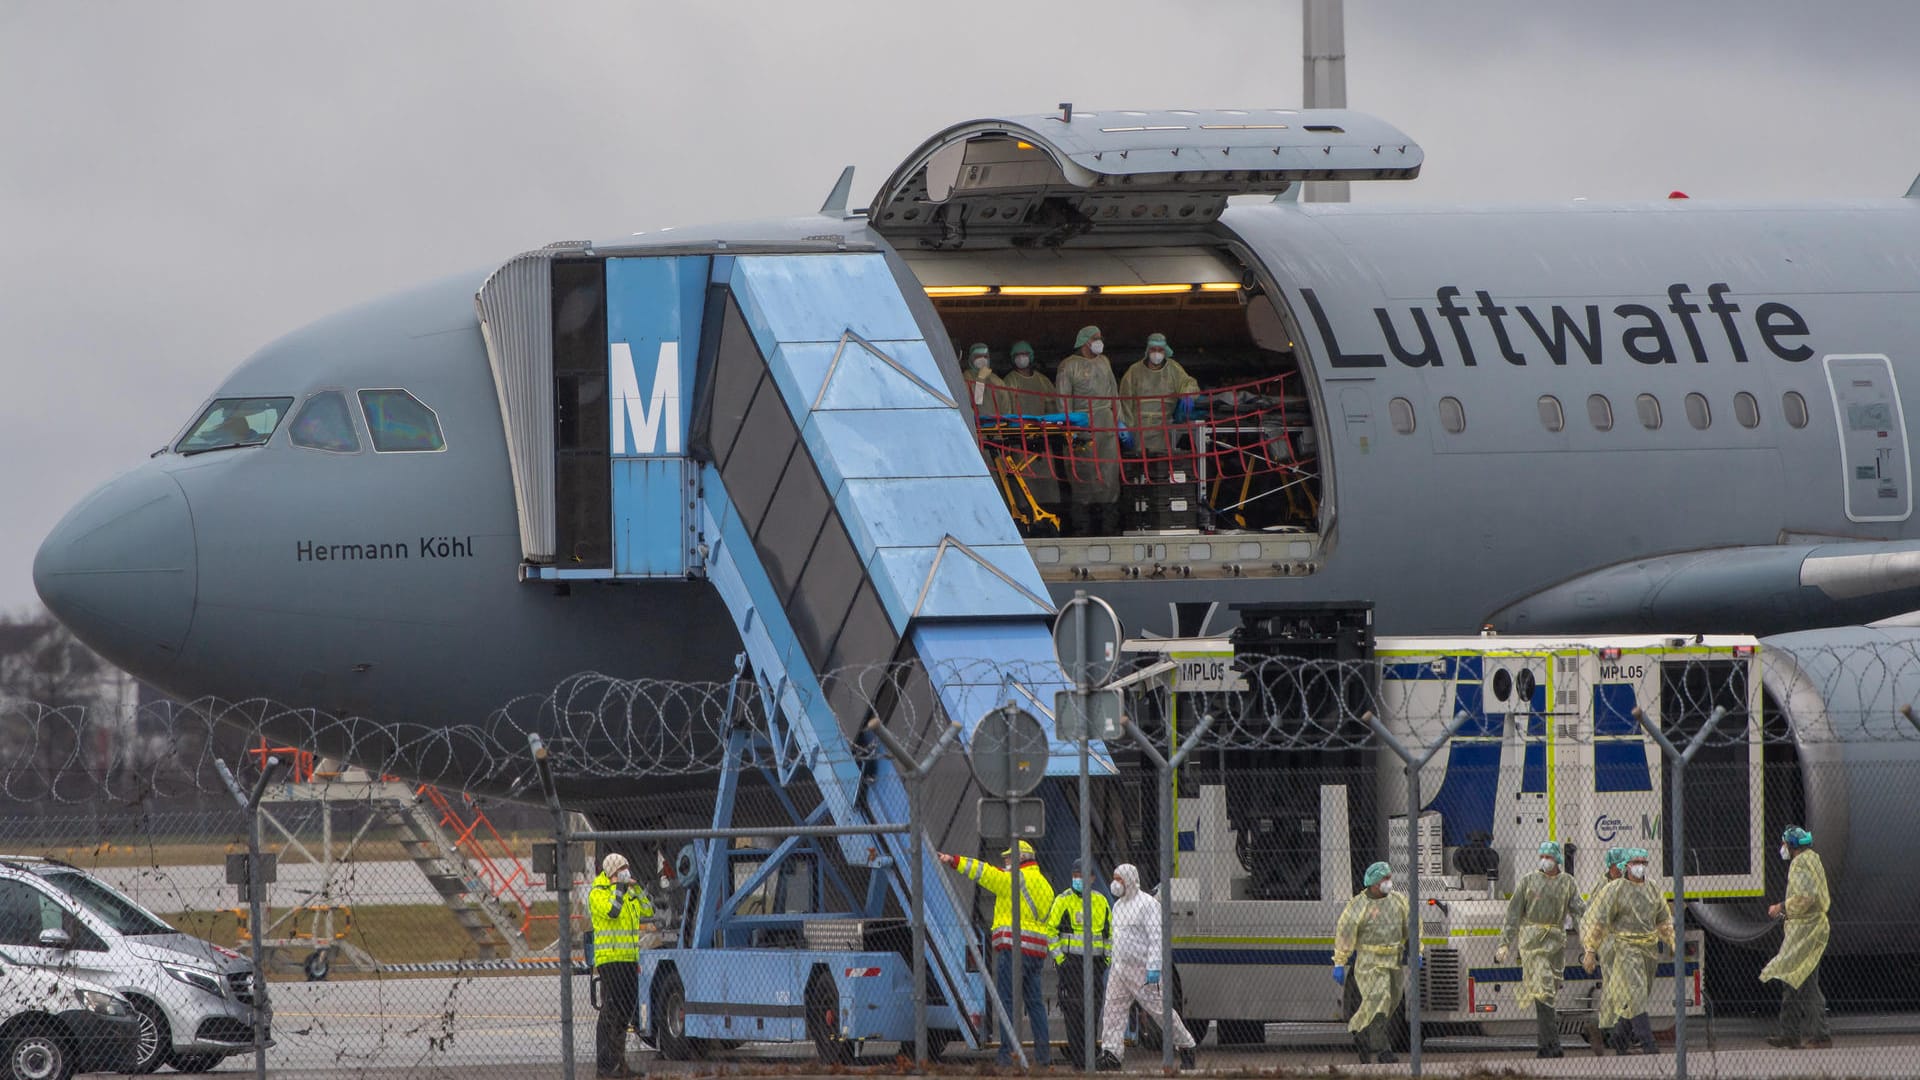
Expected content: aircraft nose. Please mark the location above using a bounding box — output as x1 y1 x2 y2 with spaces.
33 467 198 676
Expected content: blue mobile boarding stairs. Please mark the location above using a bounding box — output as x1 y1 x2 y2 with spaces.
585 251 1113 1061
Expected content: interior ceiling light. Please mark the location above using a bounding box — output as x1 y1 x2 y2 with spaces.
1015 141 1034 150
997 285 1090 296
922 285 993 298
1098 284 1195 296
1198 282 1244 292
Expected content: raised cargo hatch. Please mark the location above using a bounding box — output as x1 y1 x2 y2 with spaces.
870 108 1422 248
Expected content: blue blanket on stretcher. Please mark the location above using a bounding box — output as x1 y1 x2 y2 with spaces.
975 411 1090 427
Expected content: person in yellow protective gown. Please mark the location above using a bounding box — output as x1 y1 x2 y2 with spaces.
1579 846 1629 1053
1117 333 1200 457
1581 848 1673 1055
1332 860 1408 1065
1762 826 1832 1048
1055 326 1122 535
1497 841 1587 1058
998 341 1062 506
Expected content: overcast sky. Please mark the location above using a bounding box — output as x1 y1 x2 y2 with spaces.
5 1 1920 612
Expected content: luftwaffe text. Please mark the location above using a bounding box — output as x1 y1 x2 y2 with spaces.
1302 283 1813 368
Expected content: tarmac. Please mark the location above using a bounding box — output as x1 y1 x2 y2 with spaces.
62 974 1920 1078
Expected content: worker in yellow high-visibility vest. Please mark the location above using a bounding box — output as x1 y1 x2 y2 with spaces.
590 853 652 1078
1047 861 1112 1070
941 841 1055 1066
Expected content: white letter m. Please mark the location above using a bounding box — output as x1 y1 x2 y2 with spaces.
610 341 681 455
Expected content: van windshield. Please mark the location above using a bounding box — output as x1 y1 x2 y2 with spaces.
37 870 175 936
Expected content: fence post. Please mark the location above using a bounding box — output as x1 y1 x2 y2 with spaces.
530 734 577 1080
1123 709 1216 1070
1634 704 1727 1080
1365 710 1473 1079
214 754 283 1080
865 717 962 1071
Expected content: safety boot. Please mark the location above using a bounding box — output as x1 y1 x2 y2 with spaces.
1095 1050 1123 1072
1178 1047 1196 1071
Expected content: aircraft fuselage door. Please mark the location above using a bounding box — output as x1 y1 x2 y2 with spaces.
607 256 709 576
1824 353 1912 523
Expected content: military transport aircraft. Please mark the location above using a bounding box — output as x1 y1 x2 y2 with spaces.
33 108 1920 959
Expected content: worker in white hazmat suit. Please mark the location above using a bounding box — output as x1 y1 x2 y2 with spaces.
1096 863 1195 1071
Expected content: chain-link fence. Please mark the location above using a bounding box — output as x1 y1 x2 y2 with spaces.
3 642 1920 1077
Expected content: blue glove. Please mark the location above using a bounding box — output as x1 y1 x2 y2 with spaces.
1331 964 1346 986
1145 969 1160 985
1175 396 1197 421
1117 426 1137 452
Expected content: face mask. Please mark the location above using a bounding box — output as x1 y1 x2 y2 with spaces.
1089 340 1104 356
1540 857 1557 873
614 869 632 884
1147 350 1166 366
972 356 989 371
1111 880 1124 895
1628 864 1647 881
1779 845 1791 861
1014 354 1031 370
1377 879 1393 894
1071 877 1084 894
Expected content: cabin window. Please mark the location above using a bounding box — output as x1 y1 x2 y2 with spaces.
1587 394 1614 432
1783 390 1810 429
1685 392 1711 430
1438 396 1465 434
1734 391 1761 429
1636 393 1663 431
288 391 361 453
358 389 446 453
1537 395 1564 433
1389 397 1415 434
174 396 294 455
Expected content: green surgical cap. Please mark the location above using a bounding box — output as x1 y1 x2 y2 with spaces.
1782 826 1813 847
1074 325 1102 349
1627 848 1650 863
968 343 991 359
1363 861 1392 887
1538 841 1562 861
1145 332 1172 358
1605 847 1628 869
1010 340 1033 358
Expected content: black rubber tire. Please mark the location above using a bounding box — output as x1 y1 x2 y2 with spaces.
653 968 696 1061
125 998 170 1074
7 1026 72 1080
303 949 331 982
166 1056 219 1075
806 970 855 1065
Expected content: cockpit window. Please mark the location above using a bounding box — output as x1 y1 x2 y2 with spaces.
358 388 446 452
174 397 294 455
289 391 361 453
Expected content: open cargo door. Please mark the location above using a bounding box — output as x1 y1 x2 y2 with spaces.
869 108 1422 248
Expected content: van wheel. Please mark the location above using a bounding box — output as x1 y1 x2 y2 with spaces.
126 998 171 1073
7 1025 71 1080
166 1055 219 1075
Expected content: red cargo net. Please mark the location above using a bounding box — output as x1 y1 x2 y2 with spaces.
971 372 1317 531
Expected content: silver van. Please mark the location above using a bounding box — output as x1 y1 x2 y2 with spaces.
0 954 138 1079
0 859 265 1074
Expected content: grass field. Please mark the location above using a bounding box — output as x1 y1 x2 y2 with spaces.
164 901 581 979
32 830 548 869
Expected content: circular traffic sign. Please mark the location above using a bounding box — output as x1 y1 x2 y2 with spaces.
969 706 1050 798
1053 594 1124 687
